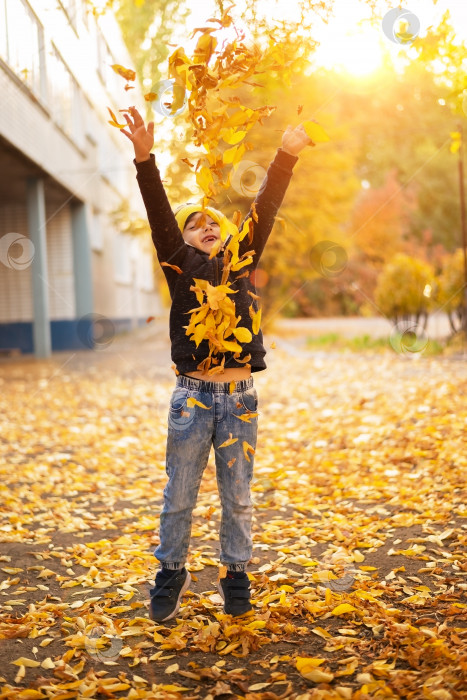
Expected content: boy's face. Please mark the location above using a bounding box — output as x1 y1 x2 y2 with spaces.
182 212 221 253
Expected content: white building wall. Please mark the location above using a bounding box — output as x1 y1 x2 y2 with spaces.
0 205 33 322
0 0 161 347
45 205 75 320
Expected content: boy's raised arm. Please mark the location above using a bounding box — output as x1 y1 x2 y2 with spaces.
237 123 313 266
122 107 187 267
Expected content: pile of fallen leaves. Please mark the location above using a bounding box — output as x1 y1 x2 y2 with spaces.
0 344 466 698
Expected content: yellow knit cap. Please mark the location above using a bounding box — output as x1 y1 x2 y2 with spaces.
174 203 238 243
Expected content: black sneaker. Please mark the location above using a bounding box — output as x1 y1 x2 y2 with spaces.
217 572 252 616
149 568 191 622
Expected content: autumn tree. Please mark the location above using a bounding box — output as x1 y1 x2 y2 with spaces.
434 248 466 334
350 169 414 268
107 0 465 322
374 253 435 328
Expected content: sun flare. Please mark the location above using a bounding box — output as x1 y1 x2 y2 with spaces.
313 25 385 77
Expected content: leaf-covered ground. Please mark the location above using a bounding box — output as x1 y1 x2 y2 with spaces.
0 323 466 700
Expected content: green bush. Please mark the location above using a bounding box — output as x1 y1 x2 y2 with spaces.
433 248 466 334
374 253 435 324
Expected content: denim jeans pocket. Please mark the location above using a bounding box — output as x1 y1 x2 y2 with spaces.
169 388 189 412
168 388 193 431
239 386 258 413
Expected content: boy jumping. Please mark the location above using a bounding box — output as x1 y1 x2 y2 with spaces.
122 107 312 620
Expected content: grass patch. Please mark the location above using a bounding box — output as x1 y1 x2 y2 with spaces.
306 332 444 356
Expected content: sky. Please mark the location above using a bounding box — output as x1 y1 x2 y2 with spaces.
312 0 466 73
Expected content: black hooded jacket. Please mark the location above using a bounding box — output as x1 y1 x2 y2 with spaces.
134 147 298 374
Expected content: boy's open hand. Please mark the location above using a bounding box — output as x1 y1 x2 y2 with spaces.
121 107 154 162
282 122 316 156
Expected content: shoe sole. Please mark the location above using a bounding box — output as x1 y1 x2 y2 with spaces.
217 580 253 616
150 571 192 622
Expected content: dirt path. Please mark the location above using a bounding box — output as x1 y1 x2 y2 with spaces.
0 321 466 699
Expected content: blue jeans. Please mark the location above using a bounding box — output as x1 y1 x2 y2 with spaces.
155 374 258 572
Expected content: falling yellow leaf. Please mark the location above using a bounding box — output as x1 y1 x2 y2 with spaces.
302 120 330 143
111 64 136 81
219 436 238 448
187 397 211 409
107 106 126 129
231 326 252 343
208 239 222 259
243 441 255 461
234 412 258 422
161 262 183 274
249 304 262 334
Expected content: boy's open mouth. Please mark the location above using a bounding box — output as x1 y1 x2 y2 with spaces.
202 235 217 243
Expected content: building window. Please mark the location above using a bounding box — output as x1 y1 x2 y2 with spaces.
90 209 103 252
96 28 121 95
47 45 84 148
0 0 45 100
113 232 132 285
57 0 85 33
